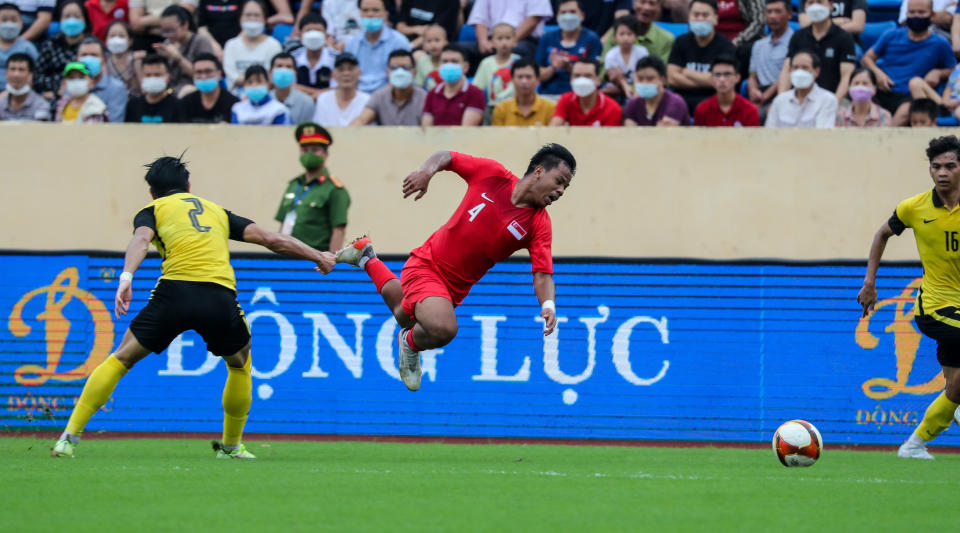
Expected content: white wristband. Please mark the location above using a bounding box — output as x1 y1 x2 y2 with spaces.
119 272 133 282
541 300 555 312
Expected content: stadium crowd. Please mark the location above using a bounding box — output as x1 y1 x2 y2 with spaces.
0 0 958 127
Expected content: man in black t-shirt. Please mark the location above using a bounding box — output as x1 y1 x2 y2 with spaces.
797 0 867 37
196 0 244 47
667 0 737 113
779 0 855 98
396 0 461 50
125 55 180 123
176 53 240 123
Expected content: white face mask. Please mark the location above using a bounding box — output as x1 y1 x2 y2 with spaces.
557 13 581 32
106 36 129 55
66 78 90 97
301 30 326 51
7 83 30 95
141 76 168 94
790 69 815 89
571 76 596 97
242 21 264 37
805 3 831 23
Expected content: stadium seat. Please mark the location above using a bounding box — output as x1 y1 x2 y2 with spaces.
458 24 476 42
938 115 960 127
48 21 59 38
272 24 293 43
655 21 688 37
867 0 902 21
861 21 896 50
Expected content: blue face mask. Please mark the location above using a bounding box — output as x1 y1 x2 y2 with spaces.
439 63 463 83
61 17 85 37
689 20 714 37
360 17 383 33
245 85 269 103
194 77 220 93
271 68 295 89
79 55 101 77
635 82 658 99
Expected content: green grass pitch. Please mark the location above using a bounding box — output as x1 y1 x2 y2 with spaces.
1 437 957 533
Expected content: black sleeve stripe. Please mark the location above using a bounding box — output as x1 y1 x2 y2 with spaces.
133 206 156 234
888 209 907 236
225 209 255 241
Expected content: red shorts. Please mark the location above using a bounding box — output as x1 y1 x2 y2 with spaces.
400 255 457 320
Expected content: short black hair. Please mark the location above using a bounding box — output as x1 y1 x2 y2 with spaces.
765 0 792 10
710 54 738 72
241 0 268 17
388 48 414 64
193 52 222 71
298 12 327 30
161 5 194 30
0 2 21 14
441 43 467 61
78 35 106 56
790 49 821 69
572 57 599 75
58 0 91 31
356 0 387 8
105 19 133 40
6 52 34 72
511 56 540 77
557 0 584 10
142 53 168 70
926 135 960 161
525 144 577 178
244 64 268 81
144 154 190 197
912 98 939 122
634 56 666 78
612 15 639 35
270 51 294 69
689 0 718 13
850 67 876 86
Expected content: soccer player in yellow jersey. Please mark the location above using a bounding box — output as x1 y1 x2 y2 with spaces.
858 136 960 460
52 155 337 459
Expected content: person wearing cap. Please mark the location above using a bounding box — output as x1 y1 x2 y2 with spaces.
54 61 109 122
312 52 370 126
274 123 350 253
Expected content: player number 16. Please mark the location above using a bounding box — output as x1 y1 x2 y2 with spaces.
946 231 959 252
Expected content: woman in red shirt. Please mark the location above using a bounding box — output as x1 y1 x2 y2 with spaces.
85 0 129 41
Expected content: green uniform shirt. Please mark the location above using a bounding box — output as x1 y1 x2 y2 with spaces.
274 173 350 251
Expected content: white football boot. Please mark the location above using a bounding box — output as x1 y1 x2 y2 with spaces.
397 328 422 391
897 435 935 460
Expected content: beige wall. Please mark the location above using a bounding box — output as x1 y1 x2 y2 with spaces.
0 123 944 260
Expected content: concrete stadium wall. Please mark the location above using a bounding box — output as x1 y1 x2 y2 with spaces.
0 123 943 260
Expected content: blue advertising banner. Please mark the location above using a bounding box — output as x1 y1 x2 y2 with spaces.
0 253 953 446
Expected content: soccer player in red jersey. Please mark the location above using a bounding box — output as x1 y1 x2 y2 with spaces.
336 144 576 391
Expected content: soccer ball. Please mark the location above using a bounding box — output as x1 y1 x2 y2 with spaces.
772 420 823 467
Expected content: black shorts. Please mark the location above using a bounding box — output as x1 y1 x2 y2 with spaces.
129 279 250 357
914 308 960 367
875 90 911 114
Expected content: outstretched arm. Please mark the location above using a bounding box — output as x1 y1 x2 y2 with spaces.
534 272 557 336
857 221 896 317
242 223 336 273
115 226 155 317
402 151 453 201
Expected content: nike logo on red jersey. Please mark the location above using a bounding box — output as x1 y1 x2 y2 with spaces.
481 192 494 203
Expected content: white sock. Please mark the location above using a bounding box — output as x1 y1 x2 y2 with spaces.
907 433 926 447
59 431 80 445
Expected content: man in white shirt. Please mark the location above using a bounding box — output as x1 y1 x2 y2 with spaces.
468 0 554 57
313 52 370 126
765 50 837 128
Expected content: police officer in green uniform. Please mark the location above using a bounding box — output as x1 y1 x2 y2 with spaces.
275 123 350 252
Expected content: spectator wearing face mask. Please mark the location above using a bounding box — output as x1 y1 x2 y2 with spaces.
104 20 142 96
231 64 291 124
899 0 954 28
156 5 217 94
536 0 603 96
55 61 109 122
667 0 737 113
290 13 336 98
0 3 38 91
0 53 49 120
77 36 128 122
766 50 836 128
177 52 239 122
779 0 855 100
623 56 690 126
269 52 314 123
222 0 282 90
835 67 891 127
125 54 179 122
550 57 622 127
421 44 485 127
35 0 90 97
351 49 426 126
344 0 411 93
797 0 867 36
861 0 955 126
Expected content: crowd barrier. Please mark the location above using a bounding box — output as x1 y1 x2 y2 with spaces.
2 252 954 446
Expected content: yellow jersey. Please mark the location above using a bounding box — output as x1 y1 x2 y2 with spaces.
891 189 960 315
133 192 253 291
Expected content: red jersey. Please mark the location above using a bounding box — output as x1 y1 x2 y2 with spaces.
693 94 760 127
553 91 623 127
410 152 554 302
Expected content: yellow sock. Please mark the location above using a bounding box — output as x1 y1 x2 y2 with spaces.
915 391 959 442
221 355 252 447
65 355 129 436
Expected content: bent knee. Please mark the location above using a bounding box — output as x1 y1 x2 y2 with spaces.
908 77 926 90
430 322 458 345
